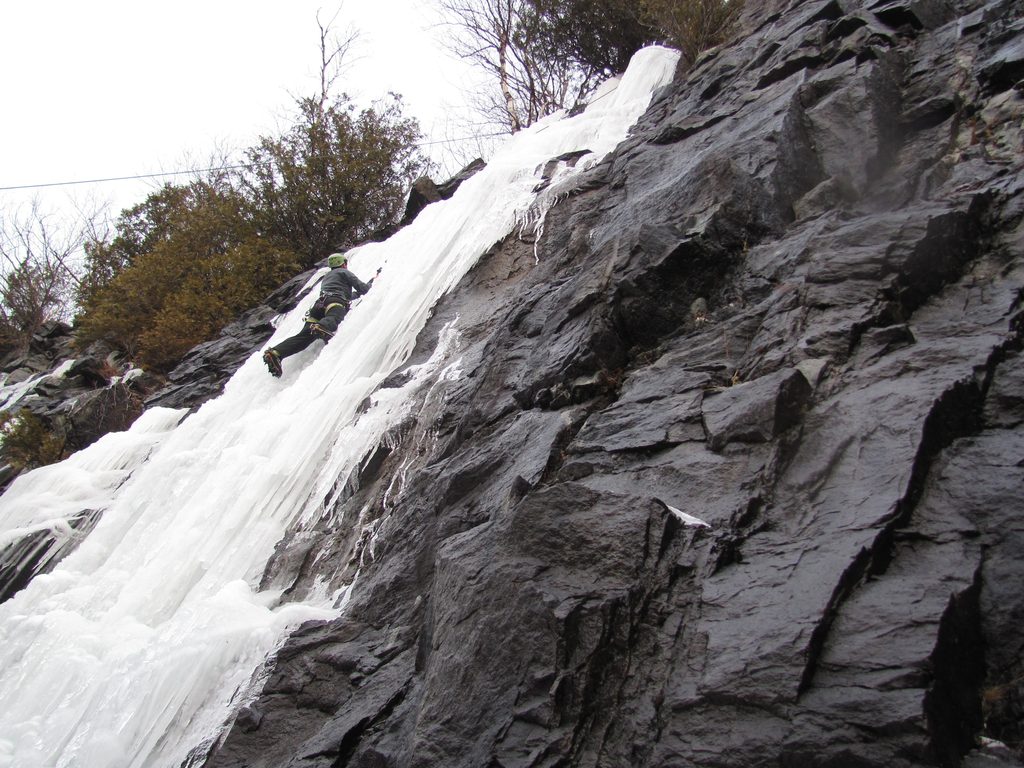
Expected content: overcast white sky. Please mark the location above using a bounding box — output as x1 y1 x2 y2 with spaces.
0 0 487 225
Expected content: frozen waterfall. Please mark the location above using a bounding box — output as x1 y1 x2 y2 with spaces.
0 46 679 768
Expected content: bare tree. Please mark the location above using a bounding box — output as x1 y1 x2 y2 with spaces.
428 115 505 180
315 6 360 113
437 0 600 133
0 199 92 349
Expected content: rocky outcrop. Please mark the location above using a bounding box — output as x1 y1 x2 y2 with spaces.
0 320 78 385
398 159 487 229
0 322 162 475
203 0 1024 766
0 323 164 598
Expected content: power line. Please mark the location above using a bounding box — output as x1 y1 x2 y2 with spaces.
418 131 505 146
0 164 259 192
0 132 509 193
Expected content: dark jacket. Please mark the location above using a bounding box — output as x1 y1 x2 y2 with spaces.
319 267 372 302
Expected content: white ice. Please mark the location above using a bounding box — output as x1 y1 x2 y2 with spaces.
0 46 679 768
0 361 72 413
664 503 712 528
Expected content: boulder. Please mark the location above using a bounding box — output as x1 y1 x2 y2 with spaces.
702 367 814 450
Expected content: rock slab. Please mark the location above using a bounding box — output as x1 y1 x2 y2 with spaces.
203 1 1024 766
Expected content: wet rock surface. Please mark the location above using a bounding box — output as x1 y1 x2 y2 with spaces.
0 323 161 476
205 1 1024 766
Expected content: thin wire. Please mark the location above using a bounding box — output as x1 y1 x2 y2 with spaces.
0 164 259 192
0 132 509 192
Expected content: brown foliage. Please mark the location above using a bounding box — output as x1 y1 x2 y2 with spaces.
640 0 745 65
445 0 745 134
75 182 300 372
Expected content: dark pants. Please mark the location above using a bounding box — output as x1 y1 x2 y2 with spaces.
271 297 349 360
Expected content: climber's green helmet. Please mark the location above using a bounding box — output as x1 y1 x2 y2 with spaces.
327 252 348 269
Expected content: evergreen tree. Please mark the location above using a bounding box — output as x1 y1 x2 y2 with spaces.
239 95 425 266
76 185 192 311
76 180 300 371
0 409 66 471
75 93 424 371
640 0 744 65
525 0 655 77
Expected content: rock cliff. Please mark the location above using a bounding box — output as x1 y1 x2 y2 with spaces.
200 0 1024 766
0 323 162 487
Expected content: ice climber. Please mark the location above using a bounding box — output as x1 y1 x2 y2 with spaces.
262 252 377 377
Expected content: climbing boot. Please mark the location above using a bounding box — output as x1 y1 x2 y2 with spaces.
263 349 283 377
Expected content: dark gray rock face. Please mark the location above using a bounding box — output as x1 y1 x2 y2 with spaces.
204 1 1024 766
0 320 77 383
399 159 487 229
0 325 160 467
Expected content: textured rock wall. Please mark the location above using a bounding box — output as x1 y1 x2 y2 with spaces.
0 324 161 492
204 0 1024 766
